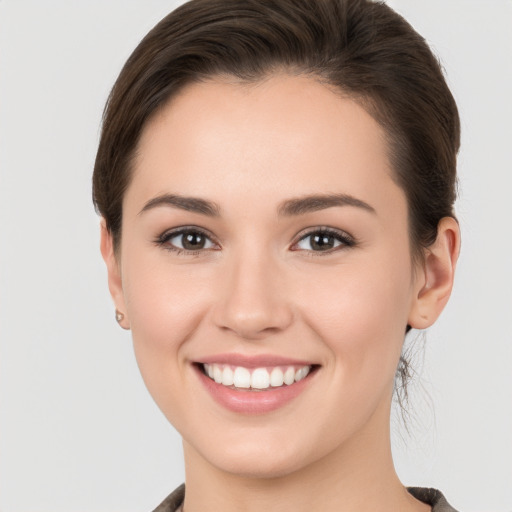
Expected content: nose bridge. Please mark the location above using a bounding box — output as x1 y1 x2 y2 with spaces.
213 242 293 339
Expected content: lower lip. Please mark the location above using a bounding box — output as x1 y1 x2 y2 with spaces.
194 365 316 414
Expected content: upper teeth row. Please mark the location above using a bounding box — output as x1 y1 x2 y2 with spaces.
203 363 311 389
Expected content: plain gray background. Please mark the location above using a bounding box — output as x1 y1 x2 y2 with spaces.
1 1 511 511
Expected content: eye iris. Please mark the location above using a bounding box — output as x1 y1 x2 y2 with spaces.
311 233 335 251
182 232 205 250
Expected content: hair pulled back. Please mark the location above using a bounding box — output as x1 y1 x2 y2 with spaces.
93 0 460 258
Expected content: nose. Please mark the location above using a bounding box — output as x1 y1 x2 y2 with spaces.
212 251 293 340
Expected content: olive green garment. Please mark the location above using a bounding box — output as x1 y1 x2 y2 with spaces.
152 484 459 511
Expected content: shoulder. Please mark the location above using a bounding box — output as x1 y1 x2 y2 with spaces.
151 483 185 512
408 487 459 512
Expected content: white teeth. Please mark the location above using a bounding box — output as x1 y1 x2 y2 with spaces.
213 365 223 383
203 363 312 390
221 366 234 386
233 367 251 388
251 368 270 389
284 366 295 385
270 367 284 387
295 366 309 382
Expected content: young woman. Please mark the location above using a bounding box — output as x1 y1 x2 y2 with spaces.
93 0 461 510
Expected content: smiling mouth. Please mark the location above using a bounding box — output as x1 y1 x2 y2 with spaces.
199 363 317 391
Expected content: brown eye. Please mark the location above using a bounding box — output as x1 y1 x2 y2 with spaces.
310 233 336 251
160 229 216 252
182 232 207 250
294 229 354 252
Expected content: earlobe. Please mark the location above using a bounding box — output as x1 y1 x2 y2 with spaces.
100 220 130 330
408 217 460 330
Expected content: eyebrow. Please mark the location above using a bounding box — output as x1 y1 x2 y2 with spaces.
277 193 376 216
139 194 221 217
139 192 375 217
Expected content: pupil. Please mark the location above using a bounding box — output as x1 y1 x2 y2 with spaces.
312 234 334 251
183 232 205 250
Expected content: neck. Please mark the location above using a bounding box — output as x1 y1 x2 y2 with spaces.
181 401 429 512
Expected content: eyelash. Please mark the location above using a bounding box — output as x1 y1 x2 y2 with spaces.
155 226 218 256
154 226 356 256
291 227 356 255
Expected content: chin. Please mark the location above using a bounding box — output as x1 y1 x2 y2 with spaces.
194 433 323 480
213 453 305 480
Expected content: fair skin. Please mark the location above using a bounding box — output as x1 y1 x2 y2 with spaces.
101 75 459 512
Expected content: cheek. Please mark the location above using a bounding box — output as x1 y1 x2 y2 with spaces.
120 251 215 405
297 252 414 384
123 248 214 341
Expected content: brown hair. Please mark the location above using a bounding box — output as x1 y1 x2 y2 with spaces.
93 0 459 258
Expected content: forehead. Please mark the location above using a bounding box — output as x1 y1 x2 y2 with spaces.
127 74 403 216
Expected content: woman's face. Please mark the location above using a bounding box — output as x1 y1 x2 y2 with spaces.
109 75 426 477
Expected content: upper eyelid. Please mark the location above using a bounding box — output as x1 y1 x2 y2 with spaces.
294 226 354 241
159 226 217 241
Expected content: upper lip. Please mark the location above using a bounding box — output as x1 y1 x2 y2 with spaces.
195 353 317 368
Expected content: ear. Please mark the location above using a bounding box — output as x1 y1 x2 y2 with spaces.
100 220 130 330
408 217 460 330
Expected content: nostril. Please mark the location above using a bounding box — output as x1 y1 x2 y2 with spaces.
213 306 294 341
